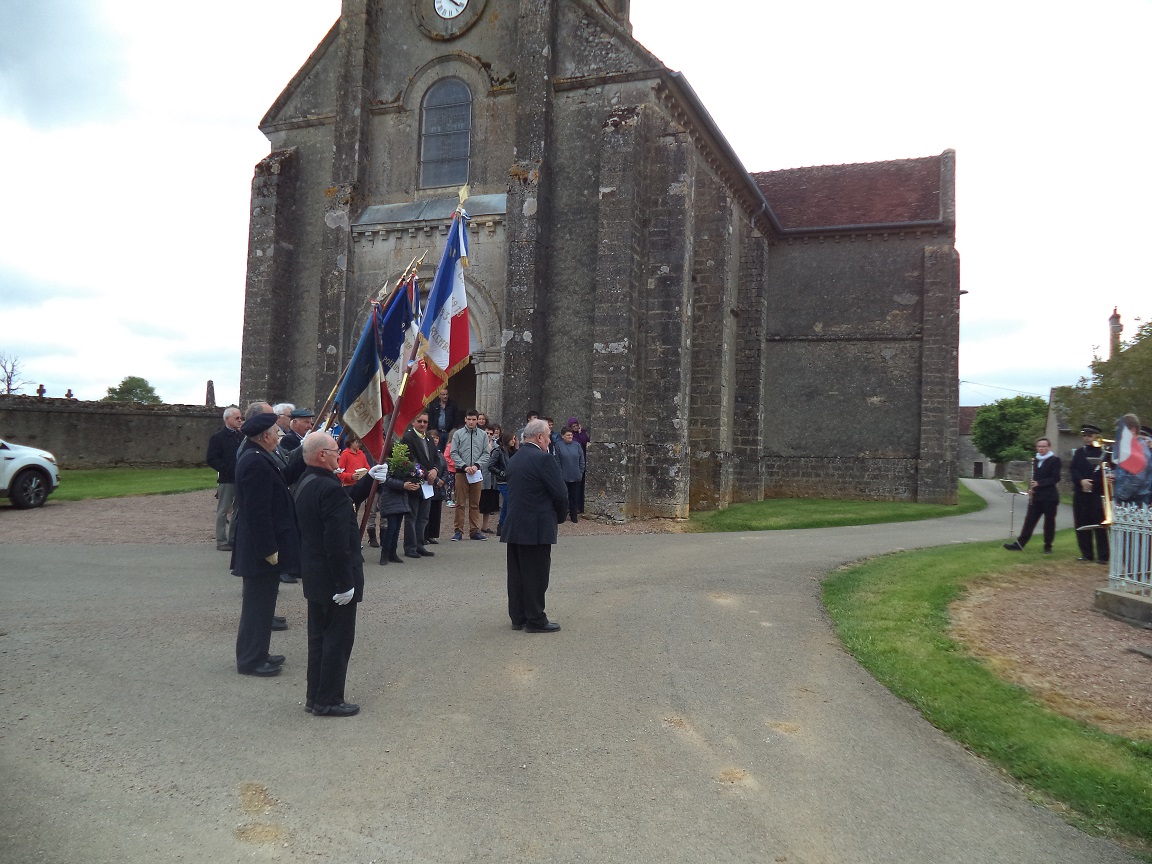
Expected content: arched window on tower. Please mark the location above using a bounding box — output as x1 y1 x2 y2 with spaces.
420 79 471 188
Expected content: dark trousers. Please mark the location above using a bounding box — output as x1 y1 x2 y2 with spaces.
566 481 580 523
404 492 431 554
306 599 357 708
577 471 585 513
1017 498 1059 549
1072 491 1110 561
426 499 443 542
236 575 280 672
380 513 404 561
507 543 552 627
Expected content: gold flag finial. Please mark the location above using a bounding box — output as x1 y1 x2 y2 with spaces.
458 184 470 206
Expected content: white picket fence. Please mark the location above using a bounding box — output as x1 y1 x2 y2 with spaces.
1109 502 1152 596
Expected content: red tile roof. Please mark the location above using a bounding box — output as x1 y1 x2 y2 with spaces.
958 406 979 436
753 155 943 231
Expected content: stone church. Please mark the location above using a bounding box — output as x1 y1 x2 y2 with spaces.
240 0 960 519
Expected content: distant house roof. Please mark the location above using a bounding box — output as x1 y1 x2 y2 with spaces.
752 154 945 231
958 406 979 436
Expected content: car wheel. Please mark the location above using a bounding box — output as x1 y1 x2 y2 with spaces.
10 468 50 509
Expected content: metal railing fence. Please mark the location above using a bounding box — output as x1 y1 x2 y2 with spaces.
1109 502 1152 596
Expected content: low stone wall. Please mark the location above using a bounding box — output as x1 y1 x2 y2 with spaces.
0 395 225 469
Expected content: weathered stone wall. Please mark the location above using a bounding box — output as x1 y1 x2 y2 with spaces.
762 233 958 501
0 396 223 469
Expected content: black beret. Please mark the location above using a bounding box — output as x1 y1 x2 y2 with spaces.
241 413 279 437
290 408 315 418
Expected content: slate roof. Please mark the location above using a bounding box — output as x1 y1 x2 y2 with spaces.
752 155 944 231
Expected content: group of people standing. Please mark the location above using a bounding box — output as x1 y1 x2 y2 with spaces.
1003 414 1152 561
204 395 588 718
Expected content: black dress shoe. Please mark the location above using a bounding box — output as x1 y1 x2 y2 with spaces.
510 623 525 630
266 654 285 666
239 663 281 677
313 702 360 717
389 553 404 563
279 573 298 584
405 551 421 559
525 621 561 633
271 617 288 631
417 548 435 557
304 700 314 713
1003 541 1023 551
1077 556 1094 562
425 538 439 545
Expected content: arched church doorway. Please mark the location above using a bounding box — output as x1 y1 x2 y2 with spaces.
447 362 476 412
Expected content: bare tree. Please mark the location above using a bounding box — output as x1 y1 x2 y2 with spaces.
0 352 29 395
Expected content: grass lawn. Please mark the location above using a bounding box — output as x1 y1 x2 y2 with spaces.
54 467 218 501
687 482 986 531
823 531 1152 853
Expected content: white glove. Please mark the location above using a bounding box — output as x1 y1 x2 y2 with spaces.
368 464 390 481
333 588 354 606
265 551 279 566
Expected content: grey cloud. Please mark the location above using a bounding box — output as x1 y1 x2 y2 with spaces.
121 319 193 342
0 1 129 127
0 266 84 308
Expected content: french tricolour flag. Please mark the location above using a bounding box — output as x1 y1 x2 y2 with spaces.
334 287 416 459
1115 419 1149 476
392 210 471 431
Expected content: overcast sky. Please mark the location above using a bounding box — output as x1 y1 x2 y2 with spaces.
1 0 1148 408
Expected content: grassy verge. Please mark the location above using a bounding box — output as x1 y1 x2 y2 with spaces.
687 482 986 532
54 468 218 501
823 532 1152 850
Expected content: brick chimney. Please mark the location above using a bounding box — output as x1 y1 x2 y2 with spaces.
1109 307 1122 359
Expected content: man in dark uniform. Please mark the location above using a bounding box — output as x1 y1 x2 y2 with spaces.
1069 424 1109 564
500 418 569 633
233 412 301 677
293 433 367 717
279 407 314 452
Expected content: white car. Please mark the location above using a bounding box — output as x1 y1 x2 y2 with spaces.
1 438 61 508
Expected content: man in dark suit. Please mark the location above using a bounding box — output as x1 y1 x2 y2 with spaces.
426 391 460 452
233 412 301 677
500 418 569 633
1004 437 1062 554
401 411 438 558
206 405 244 551
293 432 367 717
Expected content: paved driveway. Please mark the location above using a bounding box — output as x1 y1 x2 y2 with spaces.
0 482 1134 863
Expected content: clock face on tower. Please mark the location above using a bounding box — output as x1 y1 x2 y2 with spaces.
414 0 486 40
434 0 468 18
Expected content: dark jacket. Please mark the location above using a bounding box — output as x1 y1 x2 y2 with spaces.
1069 444 1103 495
427 399 461 439
279 429 304 452
375 474 413 517
293 465 365 603
1030 453 1062 504
206 426 244 483
232 445 301 578
402 428 440 482
499 442 568 546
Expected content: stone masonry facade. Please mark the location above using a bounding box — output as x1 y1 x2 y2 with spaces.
239 0 960 519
